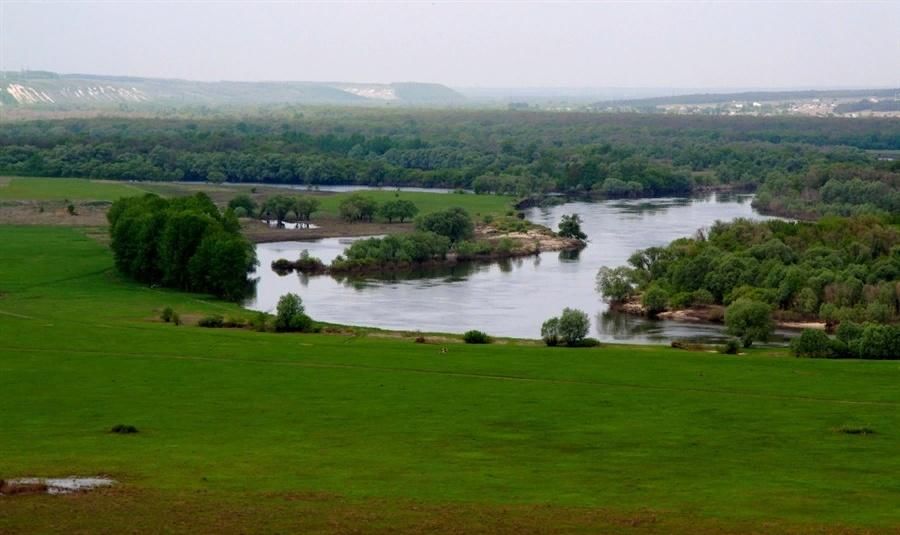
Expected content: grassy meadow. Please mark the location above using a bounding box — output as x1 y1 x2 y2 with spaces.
1 224 899 533
0 176 150 201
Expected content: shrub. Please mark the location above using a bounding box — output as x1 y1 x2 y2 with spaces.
570 337 601 348
719 338 742 354
232 206 248 218
414 336 426 344
541 317 560 346
642 286 669 316
725 299 774 347
172 312 181 326
275 293 313 332
295 250 326 273
668 291 693 309
415 207 474 242
595 266 635 303
67 203 77 216
198 314 225 328
691 289 715 306
865 302 892 323
160 307 175 323
858 323 900 360
250 312 269 332
838 426 875 435
223 316 246 328
463 330 490 344
672 340 708 351
558 213 587 240
791 329 833 358
110 424 138 434
558 308 591 346
836 321 863 344
271 258 293 273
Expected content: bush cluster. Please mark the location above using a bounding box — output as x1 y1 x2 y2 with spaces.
463 330 491 344
541 308 591 347
791 323 900 359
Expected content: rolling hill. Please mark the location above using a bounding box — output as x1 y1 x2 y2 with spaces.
0 71 466 107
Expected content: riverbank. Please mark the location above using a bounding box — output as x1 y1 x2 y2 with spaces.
613 300 827 331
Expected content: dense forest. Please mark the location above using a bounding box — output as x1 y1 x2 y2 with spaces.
2 110 898 217
597 217 900 327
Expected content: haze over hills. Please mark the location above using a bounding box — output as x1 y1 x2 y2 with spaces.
2 71 898 117
0 71 466 107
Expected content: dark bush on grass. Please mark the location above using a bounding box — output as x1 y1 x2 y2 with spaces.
463 330 491 344
250 312 270 332
198 314 225 328
275 293 314 332
672 340 708 351
160 307 175 323
570 337 601 348
791 329 834 358
838 426 875 435
111 424 138 434
719 338 741 355
414 336 426 344
223 316 246 328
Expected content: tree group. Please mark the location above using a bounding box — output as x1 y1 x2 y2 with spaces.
108 193 257 301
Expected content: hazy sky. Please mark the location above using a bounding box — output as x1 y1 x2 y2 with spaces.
2 1 898 89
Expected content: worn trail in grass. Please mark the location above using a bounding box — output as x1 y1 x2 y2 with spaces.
1 225 899 533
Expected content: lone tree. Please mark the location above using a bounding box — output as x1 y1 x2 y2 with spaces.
558 308 591 346
558 213 587 240
275 293 313 332
293 196 321 228
262 195 295 227
542 309 590 346
379 199 419 223
725 299 774 347
228 194 257 218
339 194 379 223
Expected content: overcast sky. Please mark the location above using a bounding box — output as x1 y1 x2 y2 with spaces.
2 1 898 89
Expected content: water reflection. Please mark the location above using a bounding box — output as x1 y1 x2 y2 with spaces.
245 194 787 344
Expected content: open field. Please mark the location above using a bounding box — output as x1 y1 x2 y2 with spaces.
0 177 150 201
0 178 515 242
1 225 900 533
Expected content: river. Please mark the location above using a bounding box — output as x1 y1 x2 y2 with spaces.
245 193 795 344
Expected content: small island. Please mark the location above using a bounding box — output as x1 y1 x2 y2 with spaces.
272 207 586 276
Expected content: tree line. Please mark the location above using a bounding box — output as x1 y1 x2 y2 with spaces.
1 111 897 212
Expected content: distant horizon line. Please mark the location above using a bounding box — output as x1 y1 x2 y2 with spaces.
2 69 898 95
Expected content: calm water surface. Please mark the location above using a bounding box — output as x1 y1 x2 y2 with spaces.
245 194 793 344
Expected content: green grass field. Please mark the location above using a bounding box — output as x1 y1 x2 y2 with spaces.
0 176 515 220
0 177 150 201
1 225 899 533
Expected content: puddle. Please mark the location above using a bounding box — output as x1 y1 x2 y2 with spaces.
1 477 116 495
